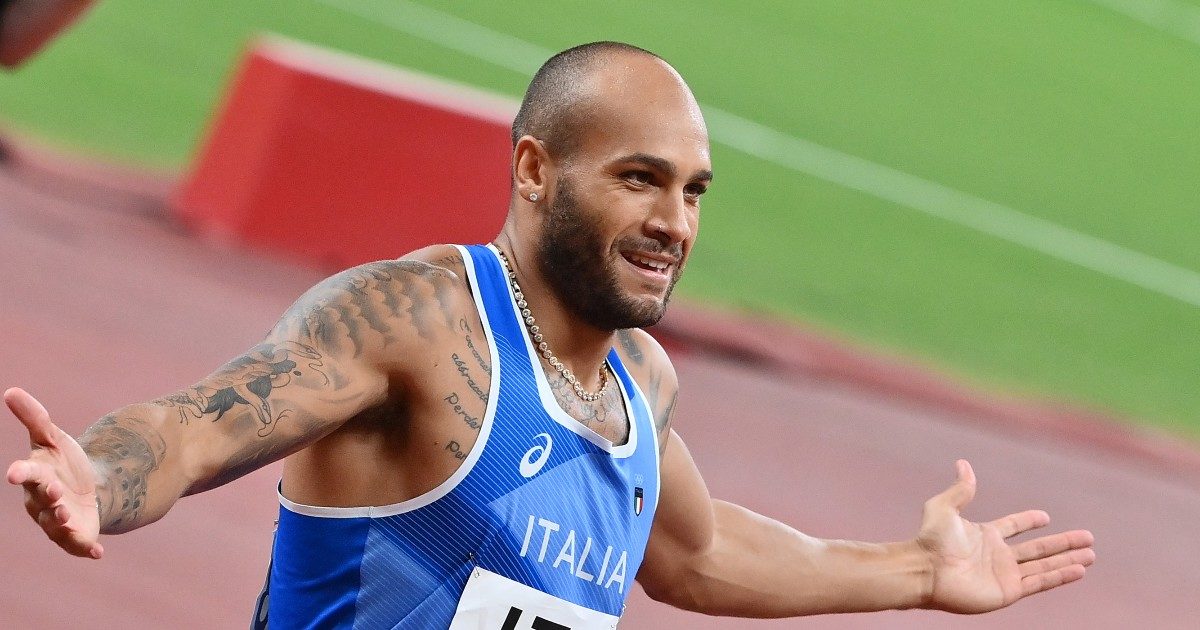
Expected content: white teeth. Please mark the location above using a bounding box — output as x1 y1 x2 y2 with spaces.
629 254 669 271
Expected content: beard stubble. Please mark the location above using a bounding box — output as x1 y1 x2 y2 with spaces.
535 176 683 331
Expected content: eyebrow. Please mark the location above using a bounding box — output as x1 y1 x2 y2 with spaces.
619 152 714 183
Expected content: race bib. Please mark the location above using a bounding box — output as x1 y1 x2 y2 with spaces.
448 567 620 630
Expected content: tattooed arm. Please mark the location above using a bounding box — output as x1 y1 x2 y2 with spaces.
5 260 461 557
613 329 675 457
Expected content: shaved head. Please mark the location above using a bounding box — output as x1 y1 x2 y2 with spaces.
504 42 710 331
511 41 668 159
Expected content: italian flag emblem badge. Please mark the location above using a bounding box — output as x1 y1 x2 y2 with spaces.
634 487 644 516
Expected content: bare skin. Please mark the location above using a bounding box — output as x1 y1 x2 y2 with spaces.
0 0 97 68
5 49 1094 618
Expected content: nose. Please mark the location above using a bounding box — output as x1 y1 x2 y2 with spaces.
647 190 694 247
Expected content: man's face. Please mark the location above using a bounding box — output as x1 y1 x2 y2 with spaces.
537 174 686 330
535 69 712 331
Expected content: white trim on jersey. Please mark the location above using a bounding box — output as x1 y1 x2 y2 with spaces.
484 244 639 459
277 246 502 519
626 374 663 513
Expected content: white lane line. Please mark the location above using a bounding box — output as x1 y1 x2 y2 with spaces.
315 0 1200 308
315 0 544 74
1086 0 1200 45
703 109 1200 308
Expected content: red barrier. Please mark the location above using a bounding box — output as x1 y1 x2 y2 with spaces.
173 36 518 268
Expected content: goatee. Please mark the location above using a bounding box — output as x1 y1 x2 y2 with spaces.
536 177 682 331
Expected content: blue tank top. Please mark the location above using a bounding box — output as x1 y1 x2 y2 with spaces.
253 244 661 629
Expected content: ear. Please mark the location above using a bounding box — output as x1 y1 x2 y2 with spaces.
513 135 552 203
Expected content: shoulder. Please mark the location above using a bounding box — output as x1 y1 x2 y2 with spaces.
295 256 466 313
614 328 678 446
332 256 460 287
403 244 470 278
614 328 677 387
270 254 474 361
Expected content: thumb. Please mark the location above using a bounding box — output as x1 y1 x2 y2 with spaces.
931 459 976 511
4 387 58 448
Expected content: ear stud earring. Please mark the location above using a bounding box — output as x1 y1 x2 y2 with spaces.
529 192 539 202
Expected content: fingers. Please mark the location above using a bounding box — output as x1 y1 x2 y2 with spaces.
7 460 65 509
990 509 1050 539
5 393 105 560
1013 529 1095 563
30 496 103 560
1021 563 1087 598
1019 547 1096 578
50 520 104 559
42 518 104 559
37 505 66 529
7 458 52 486
13 459 68 524
1014 529 1095 598
33 504 71 528
12 460 105 559
54 502 71 525
4 387 57 448
928 459 977 511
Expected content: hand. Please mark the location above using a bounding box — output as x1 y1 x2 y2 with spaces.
917 459 1094 613
5 387 103 559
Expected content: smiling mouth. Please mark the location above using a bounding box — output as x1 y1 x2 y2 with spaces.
622 252 673 276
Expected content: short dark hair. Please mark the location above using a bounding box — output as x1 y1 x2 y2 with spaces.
511 41 662 158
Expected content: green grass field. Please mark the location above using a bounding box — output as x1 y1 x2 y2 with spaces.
2 0 1197 435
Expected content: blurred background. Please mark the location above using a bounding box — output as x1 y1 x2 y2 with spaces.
2 1 1199 628
3 0 1198 435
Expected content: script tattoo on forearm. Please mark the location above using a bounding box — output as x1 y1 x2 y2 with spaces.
79 415 166 531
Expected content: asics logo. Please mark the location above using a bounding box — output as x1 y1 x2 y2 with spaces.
519 433 553 478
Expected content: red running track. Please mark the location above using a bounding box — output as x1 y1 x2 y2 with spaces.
1 149 1198 629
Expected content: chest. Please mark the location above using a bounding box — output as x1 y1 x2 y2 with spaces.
412 325 630 456
343 365 657 622
336 332 627 497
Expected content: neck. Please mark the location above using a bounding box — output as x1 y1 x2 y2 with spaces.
492 234 614 391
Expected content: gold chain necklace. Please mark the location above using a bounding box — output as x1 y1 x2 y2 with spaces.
496 248 610 402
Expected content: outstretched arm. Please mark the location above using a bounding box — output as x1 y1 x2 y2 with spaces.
637 428 1096 617
6 260 459 558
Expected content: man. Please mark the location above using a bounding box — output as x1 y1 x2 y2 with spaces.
0 0 97 68
6 42 1094 627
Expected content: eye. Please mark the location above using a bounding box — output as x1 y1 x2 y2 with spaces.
684 183 709 198
621 170 654 186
